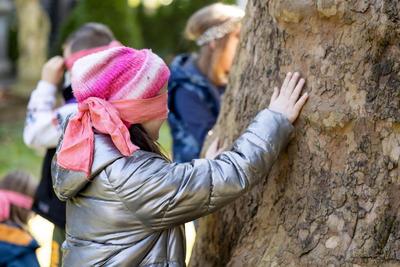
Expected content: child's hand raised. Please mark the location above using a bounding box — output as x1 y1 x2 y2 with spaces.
268 72 308 123
41 56 65 86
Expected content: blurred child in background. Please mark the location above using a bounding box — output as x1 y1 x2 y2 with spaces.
0 171 39 267
23 22 119 266
168 3 244 163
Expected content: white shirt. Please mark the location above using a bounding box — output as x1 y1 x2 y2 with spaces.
23 80 77 152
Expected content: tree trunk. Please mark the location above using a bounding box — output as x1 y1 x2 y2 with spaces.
190 1 400 266
14 0 49 95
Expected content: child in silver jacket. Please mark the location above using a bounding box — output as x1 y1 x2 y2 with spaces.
52 46 308 267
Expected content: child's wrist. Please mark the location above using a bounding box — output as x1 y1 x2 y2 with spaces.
41 76 59 86
36 80 57 95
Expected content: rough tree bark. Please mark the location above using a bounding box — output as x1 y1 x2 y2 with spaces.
190 1 400 266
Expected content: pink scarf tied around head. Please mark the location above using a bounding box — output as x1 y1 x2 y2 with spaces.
57 92 168 177
0 190 33 221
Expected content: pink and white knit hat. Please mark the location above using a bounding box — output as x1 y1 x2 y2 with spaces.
72 47 170 101
57 47 170 176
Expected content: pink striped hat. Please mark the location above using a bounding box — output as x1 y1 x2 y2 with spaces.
71 46 170 102
57 47 170 176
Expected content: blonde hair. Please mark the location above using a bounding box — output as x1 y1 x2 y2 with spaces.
185 3 244 42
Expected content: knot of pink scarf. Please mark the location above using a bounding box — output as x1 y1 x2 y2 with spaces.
0 190 33 222
57 92 168 177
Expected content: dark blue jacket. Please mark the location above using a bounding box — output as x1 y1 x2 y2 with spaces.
0 223 40 267
168 54 224 163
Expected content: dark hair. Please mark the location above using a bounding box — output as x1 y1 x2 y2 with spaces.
0 171 37 227
65 22 115 53
129 124 168 160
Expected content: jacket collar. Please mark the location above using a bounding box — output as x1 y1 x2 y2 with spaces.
52 133 123 201
0 223 36 247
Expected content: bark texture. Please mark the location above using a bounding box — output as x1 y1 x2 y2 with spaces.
190 1 400 266
15 0 49 91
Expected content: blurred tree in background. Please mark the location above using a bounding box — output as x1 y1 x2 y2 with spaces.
0 0 241 177
57 0 143 54
58 0 235 60
133 0 235 60
14 0 49 92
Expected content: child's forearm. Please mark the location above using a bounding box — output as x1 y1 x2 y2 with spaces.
27 80 57 111
205 108 293 212
128 108 294 230
23 81 59 150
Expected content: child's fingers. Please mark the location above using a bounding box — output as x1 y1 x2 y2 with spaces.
54 57 65 66
209 138 219 151
205 138 221 159
216 148 225 155
286 72 300 96
220 140 229 151
47 56 64 66
211 138 219 148
271 87 279 102
45 58 57 66
293 92 309 115
280 72 292 95
290 78 305 103
48 56 62 63
216 140 229 157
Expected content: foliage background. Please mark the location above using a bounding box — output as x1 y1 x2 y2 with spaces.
57 0 235 59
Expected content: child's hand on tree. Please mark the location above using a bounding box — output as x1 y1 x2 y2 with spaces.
268 72 308 123
205 137 227 159
41 56 65 86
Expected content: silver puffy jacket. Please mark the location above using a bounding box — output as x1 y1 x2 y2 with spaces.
51 109 293 267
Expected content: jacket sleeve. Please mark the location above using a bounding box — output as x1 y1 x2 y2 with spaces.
108 109 294 231
23 81 76 151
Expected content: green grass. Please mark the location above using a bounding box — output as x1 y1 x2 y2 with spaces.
0 119 42 179
0 118 173 179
